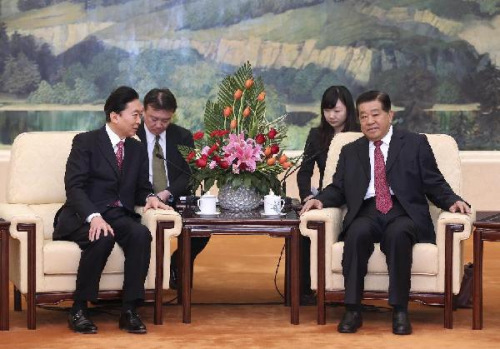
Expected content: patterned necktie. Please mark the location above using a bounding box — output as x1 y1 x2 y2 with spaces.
111 141 125 207
374 140 393 214
116 140 124 170
152 135 168 193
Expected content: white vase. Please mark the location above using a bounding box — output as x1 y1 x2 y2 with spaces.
218 183 261 212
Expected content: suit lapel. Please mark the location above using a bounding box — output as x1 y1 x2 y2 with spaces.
355 137 370 180
386 129 404 173
97 127 120 176
122 138 133 176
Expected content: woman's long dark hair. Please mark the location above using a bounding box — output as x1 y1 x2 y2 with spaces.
319 85 358 151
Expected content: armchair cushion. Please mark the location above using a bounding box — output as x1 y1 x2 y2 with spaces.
331 242 438 275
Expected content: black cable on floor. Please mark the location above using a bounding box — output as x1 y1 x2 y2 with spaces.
273 243 286 300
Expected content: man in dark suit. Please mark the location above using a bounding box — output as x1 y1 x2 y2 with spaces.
54 86 171 334
136 88 210 289
301 90 470 335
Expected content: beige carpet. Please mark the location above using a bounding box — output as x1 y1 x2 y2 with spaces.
1 235 500 349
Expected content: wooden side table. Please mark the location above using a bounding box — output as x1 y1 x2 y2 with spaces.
0 219 10 331
473 213 500 329
179 208 302 325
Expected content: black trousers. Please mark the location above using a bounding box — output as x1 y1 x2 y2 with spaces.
300 235 312 295
342 197 417 307
170 237 211 272
61 208 152 303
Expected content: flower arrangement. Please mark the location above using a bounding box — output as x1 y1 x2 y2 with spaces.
179 62 294 196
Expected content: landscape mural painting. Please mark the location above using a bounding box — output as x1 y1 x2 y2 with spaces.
0 0 499 150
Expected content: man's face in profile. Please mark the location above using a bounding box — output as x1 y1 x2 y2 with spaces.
143 106 174 136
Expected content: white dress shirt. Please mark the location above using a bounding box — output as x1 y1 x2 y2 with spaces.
364 125 395 200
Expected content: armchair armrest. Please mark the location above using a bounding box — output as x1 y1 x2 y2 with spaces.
137 207 182 239
0 203 45 294
434 208 476 296
300 207 344 242
299 207 345 291
436 209 476 242
136 207 182 292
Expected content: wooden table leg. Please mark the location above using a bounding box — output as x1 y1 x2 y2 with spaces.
291 227 300 325
181 227 191 324
0 221 10 331
473 228 483 330
177 235 183 305
307 221 326 325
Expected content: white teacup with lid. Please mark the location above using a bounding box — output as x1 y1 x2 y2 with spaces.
263 190 285 215
197 192 217 214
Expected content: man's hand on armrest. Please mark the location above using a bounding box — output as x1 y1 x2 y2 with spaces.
144 196 173 211
449 200 471 214
300 198 323 215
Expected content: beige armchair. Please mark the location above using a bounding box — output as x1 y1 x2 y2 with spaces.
0 131 182 329
300 132 475 328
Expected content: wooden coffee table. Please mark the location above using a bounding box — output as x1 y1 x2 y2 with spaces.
473 212 500 329
0 219 10 331
179 207 303 325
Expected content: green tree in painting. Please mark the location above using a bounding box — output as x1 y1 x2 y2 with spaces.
73 78 99 103
27 80 56 103
0 53 41 94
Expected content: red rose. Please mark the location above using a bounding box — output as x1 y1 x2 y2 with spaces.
268 128 277 139
255 133 266 144
186 151 195 162
271 144 280 154
234 89 243 100
193 131 204 140
208 143 218 155
195 158 207 168
219 160 229 169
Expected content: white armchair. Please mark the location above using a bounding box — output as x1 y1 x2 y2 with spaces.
0 131 182 329
300 132 475 328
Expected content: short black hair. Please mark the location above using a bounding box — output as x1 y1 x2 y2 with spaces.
143 88 177 113
104 86 139 122
356 90 392 113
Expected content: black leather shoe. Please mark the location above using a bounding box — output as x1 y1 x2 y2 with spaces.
119 310 147 334
392 310 412 335
337 310 362 333
300 292 317 306
169 264 178 290
68 309 97 334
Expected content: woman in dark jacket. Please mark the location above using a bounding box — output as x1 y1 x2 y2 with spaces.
297 85 359 302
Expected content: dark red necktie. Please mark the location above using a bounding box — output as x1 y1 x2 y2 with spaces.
374 140 392 214
111 141 124 207
116 140 124 170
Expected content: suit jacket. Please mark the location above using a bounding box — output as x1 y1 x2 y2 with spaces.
297 127 328 202
53 126 153 239
137 122 194 199
316 129 463 243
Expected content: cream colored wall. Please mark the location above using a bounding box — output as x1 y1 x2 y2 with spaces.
0 149 498 211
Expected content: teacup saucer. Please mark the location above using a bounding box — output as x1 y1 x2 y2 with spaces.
195 211 221 216
261 212 286 216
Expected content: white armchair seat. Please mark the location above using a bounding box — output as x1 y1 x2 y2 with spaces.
0 131 182 329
